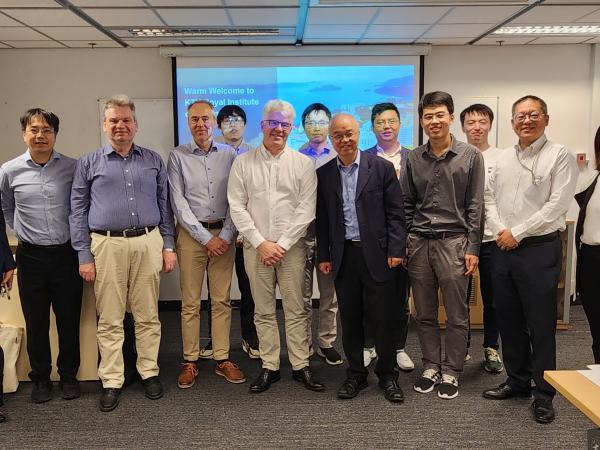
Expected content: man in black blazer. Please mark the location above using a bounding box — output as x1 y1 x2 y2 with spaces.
316 113 407 403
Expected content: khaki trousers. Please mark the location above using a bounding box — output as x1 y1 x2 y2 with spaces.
244 240 309 371
92 228 163 388
177 226 234 362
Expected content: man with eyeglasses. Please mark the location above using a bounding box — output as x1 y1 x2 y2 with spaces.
363 102 415 372
402 91 485 400
298 103 342 366
228 99 323 393
168 100 245 390
0 108 83 404
482 95 577 424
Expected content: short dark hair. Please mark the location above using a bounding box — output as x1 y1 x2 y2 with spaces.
20 108 60 133
595 125 600 171
371 103 400 124
217 105 247 127
460 104 494 127
301 103 331 126
418 91 454 118
511 95 548 117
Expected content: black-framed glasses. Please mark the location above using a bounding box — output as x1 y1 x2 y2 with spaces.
513 112 545 123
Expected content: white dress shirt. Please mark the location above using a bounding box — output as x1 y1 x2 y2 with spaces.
376 143 402 178
227 144 317 250
485 134 578 242
581 170 600 245
481 146 504 242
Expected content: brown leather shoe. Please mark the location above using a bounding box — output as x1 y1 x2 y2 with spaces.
178 362 199 389
215 360 246 384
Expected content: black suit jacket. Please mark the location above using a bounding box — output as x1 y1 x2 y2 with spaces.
316 151 406 283
0 192 16 276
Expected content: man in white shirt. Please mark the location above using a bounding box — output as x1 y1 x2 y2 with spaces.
482 95 578 424
228 99 323 393
460 104 504 374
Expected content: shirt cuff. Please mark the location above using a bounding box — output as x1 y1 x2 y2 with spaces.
511 224 527 242
247 230 266 249
466 242 480 256
277 236 294 251
219 229 235 244
78 250 94 265
162 236 175 249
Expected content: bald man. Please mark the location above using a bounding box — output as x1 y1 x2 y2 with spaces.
315 114 407 403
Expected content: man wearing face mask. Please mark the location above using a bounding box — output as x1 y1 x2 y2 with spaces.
299 103 342 366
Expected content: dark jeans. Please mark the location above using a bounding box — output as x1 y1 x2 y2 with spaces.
335 243 400 382
479 241 500 350
578 244 600 364
492 234 561 401
16 242 83 382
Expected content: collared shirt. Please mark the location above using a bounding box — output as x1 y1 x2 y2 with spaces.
70 143 176 264
300 145 338 170
376 143 402 178
228 144 316 250
402 135 485 255
337 151 361 241
168 139 237 245
215 136 252 155
0 149 76 245
481 147 504 242
485 134 578 242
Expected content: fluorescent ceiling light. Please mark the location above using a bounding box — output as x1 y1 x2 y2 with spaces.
128 27 279 38
493 25 600 35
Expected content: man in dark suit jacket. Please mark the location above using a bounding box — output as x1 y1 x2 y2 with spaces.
316 113 407 403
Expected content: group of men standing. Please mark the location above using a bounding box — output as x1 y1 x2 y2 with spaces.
0 89 577 425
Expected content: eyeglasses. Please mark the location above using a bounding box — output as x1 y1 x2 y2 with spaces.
421 112 449 123
222 117 244 126
331 131 356 142
513 112 545 123
261 120 292 131
374 118 399 128
304 120 329 128
27 127 55 136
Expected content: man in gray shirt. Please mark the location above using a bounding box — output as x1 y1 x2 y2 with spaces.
1 108 82 404
402 91 484 400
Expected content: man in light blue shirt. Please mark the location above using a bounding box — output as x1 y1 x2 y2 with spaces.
0 108 82 404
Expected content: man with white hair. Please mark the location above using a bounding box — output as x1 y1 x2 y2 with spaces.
228 99 323 393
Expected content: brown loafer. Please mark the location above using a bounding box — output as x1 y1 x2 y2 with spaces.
215 360 246 384
178 361 199 389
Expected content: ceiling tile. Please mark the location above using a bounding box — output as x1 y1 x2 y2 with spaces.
180 39 238 45
0 12 19 25
226 0 298 5
229 8 297 26
360 38 414 44
440 5 522 24
575 8 600 23
148 0 222 5
83 8 163 27
421 23 493 39
239 37 296 44
373 6 449 25
303 37 358 43
62 40 122 47
35 26 109 40
0 42 10 47
307 6 377 25
475 36 535 45
71 0 146 5
511 5 599 24
0 1 58 6
363 24 430 39
5 9 88 26
156 8 230 26
528 36 593 44
125 39 185 47
3 39 64 47
0 27 46 40
415 37 469 45
304 24 366 39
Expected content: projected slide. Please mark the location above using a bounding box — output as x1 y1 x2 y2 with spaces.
175 64 415 150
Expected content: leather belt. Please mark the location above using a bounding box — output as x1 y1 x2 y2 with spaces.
200 219 224 230
18 240 72 250
415 230 466 240
345 240 362 247
92 226 156 238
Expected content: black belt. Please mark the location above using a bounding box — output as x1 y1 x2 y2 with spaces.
345 240 362 247
519 231 559 247
414 230 466 240
18 240 72 250
92 226 156 238
200 220 224 230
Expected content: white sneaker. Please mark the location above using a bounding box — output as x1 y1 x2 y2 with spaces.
396 349 415 372
363 347 377 367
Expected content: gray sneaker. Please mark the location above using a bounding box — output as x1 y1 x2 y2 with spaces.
484 347 504 373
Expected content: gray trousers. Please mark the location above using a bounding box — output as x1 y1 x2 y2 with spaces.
407 233 470 377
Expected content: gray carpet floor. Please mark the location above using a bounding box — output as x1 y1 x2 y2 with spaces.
1 304 597 449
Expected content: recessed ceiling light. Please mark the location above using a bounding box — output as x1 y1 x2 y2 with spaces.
494 25 600 35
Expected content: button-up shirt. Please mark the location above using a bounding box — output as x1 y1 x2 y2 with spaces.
485 134 577 242
300 145 337 169
376 144 402 178
228 144 316 250
168 140 237 245
0 149 76 245
70 143 176 264
337 151 361 241
402 135 485 255
480 146 503 242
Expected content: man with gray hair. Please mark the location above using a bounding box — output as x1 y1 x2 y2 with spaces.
70 94 177 412
228 99 323 393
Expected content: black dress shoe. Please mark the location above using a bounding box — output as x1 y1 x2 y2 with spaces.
99 388 121 412
60 380 81 400
532 400 555 424
142 376 163 400
31 380 53 404
249 369 280 393
292 367 325 392
379 380 404 404
337 378 368 399
482 383 531 400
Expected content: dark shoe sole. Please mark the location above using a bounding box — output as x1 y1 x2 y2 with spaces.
145 390 163 400
61 392 80 400
337 381 368 399
249 375 280 393
482 391 531 400
215 369 247 384
99 399 120 412
177 380 196 389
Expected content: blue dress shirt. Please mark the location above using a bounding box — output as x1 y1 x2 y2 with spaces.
337 151 361 241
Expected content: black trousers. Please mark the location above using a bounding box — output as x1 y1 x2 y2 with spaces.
16 242 83 382
578 244 600 364
335 243 400 382
491 234 561 401
0 345 4 406
479 241 500 350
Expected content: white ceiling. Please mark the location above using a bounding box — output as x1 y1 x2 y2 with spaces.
0 1 598 49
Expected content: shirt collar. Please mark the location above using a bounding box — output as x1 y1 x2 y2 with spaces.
189 139 216 155
516 133 548 155
306 146 331 157
337 149 361 170
102 143 142 156
376 143 402 157
25 149 60 164
423 134 459 159
259 143 286 160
